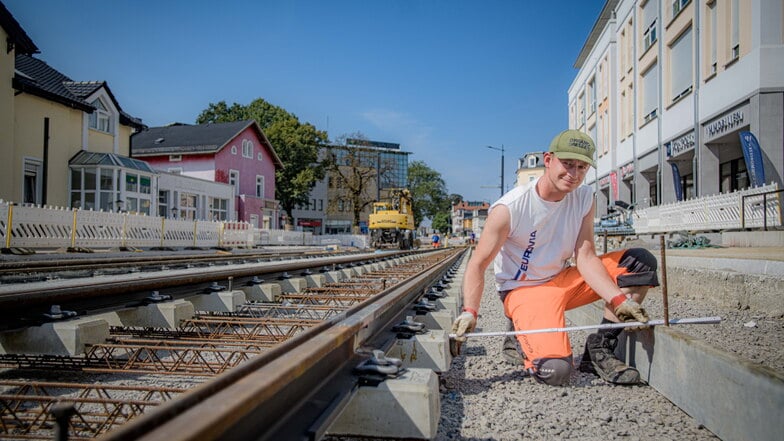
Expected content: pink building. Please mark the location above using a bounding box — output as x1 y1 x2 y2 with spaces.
131 120 283 228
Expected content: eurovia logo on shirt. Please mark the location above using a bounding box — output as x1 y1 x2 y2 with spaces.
514 230 537 280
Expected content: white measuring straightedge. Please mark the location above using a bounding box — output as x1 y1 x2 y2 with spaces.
449 316 722 339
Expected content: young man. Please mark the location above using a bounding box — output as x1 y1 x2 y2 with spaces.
452 129 658 386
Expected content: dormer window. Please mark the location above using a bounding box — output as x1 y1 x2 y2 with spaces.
88 98 113 134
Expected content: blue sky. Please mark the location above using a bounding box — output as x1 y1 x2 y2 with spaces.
7 0 603 203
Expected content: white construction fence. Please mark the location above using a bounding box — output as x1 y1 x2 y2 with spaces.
633 182 782 234
0 201 368 251
2 184 780 251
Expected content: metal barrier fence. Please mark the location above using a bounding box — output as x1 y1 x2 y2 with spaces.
633 182 782 234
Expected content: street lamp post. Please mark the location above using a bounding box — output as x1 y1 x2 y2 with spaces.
487 145 505 197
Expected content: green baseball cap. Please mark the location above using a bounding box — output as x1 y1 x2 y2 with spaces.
548 129 596 167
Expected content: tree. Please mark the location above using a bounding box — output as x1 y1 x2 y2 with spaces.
431 211 452 234
408 160 450 229
323 133 387 231
267 118 328 223
196 98 327 227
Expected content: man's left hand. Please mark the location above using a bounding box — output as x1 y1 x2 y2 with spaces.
614 298 649 324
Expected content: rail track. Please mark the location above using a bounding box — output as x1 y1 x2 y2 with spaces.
0 247 356 281
1 245 781 441
0 247 465 440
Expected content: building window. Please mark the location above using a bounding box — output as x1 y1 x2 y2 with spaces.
730 0 740 60
229 170 240 196
179 193 197 221
23 158 43 205
257 152 263 161
231 145 237 155
125 173 138 192
88 98 113 133
242 139 254 158
158 190 169 217
642 63 658 124
671 0 690 18
708 1 717 76
209 197 228 220
256 175 265 198
670 27 693 102
720 158 749 192
99 168 115 211
168 167 183 174
527 156 537 168
139 176 151 195
642 0 658 51
588 78 596 114
169 155 182 162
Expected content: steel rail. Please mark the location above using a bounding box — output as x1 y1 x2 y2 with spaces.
0 248 335 273
99 248 465 441
0 250 423 331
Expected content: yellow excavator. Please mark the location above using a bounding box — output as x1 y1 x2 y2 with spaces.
368 189 415 250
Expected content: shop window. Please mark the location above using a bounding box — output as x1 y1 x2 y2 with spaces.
720 158 749 193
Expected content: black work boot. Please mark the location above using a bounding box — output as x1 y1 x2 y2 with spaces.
501 318 524 365
579 331 640 385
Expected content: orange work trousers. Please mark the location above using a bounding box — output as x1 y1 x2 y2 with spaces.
502 250 630 371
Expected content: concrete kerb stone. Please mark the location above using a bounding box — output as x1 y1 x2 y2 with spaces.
566 302 784 441
386 330 452 373
326 368 440 440
0 317 110 356
189 290 246 313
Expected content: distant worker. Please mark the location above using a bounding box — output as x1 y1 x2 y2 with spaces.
451 129 658 386
431 233 440 248
470 231 476 245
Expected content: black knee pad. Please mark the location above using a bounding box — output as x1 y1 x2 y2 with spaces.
617 248 659 287
531 357 572 386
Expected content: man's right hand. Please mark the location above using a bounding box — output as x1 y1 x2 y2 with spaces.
450 311 477 356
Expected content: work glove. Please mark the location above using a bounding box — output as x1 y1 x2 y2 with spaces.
613 298 650 325
449 311 477 356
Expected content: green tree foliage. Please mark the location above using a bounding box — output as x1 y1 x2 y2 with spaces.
196 98 327 226
408 160 451 230
431 211 452 234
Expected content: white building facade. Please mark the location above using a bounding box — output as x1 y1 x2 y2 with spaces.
570 0 784 217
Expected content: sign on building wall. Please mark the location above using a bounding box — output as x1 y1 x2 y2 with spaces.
620 162 634 179
665 131 695 158
703 103 749 143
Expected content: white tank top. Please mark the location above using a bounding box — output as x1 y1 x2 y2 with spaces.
491 177 593 292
